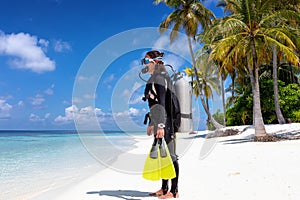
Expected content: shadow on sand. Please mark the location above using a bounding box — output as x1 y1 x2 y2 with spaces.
182 132 211 140
221 138 253 144
87 190 150 200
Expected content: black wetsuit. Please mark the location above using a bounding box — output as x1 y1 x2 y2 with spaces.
145 72 179 196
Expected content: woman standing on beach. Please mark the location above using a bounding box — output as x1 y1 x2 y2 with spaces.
141 50 179 199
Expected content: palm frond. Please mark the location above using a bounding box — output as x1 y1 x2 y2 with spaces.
222 18 249 36
260 9 300 27
263 34 299 65
158 10 182 33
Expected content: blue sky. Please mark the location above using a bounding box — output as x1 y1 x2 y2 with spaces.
0 0 224 130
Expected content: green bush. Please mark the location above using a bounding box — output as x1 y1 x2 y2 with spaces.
226 87 253 126
292 110 300 122
279 83 300 121
226 81 300 126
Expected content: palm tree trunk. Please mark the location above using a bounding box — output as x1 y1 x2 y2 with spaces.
247 55 255 125
206 96 210 130
221 74 226 126
289 62 296 83
187 36 224 129
231 69 235 107
272 46 286 124
250 36 267 137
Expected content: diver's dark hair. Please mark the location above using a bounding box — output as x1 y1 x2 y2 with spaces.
146 50 164 63
145 50 166 74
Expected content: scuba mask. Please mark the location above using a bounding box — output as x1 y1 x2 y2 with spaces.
141 57 154 65
141 57 162 65
140 58 152 74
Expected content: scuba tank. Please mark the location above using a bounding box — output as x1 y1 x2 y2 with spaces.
174 73 193 133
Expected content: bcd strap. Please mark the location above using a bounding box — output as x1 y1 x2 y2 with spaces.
181 113 192 119
144 112 150 125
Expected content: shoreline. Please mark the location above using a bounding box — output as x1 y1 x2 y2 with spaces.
29 123 300 200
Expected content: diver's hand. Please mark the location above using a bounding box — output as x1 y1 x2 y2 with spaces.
147 126 154 136
156 128 164 138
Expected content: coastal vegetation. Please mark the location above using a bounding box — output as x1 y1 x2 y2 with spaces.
154 0 300 140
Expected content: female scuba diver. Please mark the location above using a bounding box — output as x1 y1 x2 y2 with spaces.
141 50 179 199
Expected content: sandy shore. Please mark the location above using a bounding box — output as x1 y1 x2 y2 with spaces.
31 123 300 200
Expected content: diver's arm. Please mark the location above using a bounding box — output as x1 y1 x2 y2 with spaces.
149 75 166 138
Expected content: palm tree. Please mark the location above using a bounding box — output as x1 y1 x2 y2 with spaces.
220 69 227 126
196 31 228 126
154 0 224 129
272 45 286 124
207 0 300 138
270 0 300 124
185 51 221 129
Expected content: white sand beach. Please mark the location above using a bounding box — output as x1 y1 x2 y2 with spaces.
31 123 300 200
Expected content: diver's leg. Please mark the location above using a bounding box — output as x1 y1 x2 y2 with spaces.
170 160 179 196
164 128 179 198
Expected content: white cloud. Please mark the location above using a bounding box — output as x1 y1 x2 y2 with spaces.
29 113 45 122
38 39 49 51
29 113 50 122
54 105 77 124
54 105 108 125
54 40 72 52
31 94 45 106
129 107 139 116
54 105 142 127
0 31 55 73
113 107 141 118
0 99 13 111
18 101 24 107
0 99 13 119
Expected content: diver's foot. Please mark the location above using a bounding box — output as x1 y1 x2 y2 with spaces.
149 189 168 197
149 189 165 197
158 192 179 199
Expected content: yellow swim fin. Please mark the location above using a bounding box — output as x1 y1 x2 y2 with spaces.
142 138 176 181
160 139 176 180
142 145 161 181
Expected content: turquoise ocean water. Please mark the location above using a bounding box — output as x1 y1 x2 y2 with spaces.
0 130 138 200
